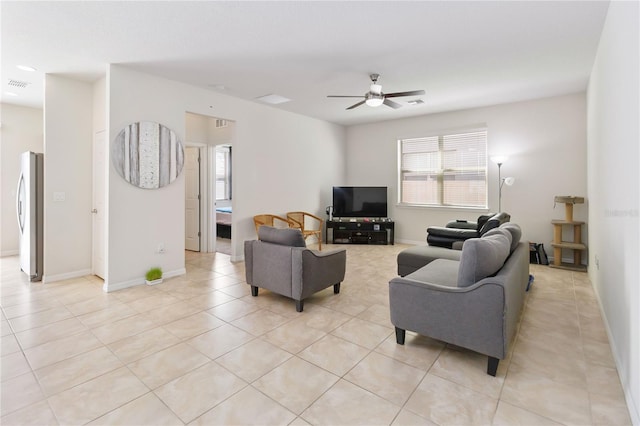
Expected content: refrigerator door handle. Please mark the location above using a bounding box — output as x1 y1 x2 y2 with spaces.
16 174 26 233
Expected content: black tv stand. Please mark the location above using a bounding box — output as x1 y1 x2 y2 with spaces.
326 219 394 245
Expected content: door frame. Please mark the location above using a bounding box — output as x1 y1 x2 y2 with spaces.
92 130 107 279
185 143 208 252
184 145 203 252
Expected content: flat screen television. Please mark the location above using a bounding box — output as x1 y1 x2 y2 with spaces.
332 186 388 218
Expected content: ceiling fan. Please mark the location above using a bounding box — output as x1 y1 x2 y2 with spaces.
327 73 425 110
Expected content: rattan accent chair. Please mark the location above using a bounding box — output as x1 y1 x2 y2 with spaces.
253 214 291 235
286 211 323 250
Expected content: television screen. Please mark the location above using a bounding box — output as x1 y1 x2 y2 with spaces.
332 186 388 218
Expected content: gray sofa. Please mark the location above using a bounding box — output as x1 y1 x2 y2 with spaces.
244 226 346 312
426 212 511 249
398 212 511 276
389 223 529 375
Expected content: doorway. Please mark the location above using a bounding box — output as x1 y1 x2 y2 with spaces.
184 112 235 256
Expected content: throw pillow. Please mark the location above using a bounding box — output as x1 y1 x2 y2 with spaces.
457 234 510 287
258 226 306 247
482 227 513 248
500 223 522 252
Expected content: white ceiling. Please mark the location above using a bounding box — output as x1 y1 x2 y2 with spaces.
1 1 609 126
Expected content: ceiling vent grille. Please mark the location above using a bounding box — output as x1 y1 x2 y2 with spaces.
215 119 228 128
8 79 30 88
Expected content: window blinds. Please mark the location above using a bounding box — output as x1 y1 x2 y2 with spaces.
400 130 487 207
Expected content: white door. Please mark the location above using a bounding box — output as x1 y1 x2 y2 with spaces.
185 147 201 251
92 131 106 279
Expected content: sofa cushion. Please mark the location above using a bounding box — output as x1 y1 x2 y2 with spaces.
457 234 510 287
404 259 460 288
499 223 522 252
258 226 306 247
397 245 463 276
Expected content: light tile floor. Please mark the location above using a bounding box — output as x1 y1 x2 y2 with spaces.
0 244 632 425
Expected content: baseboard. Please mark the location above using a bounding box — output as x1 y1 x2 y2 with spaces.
395 238 426 246
43 268 92 284
593 287 640 425
0 250 19 257
103 267 186 292
547 255 589 268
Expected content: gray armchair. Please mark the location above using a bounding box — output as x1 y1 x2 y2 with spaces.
244 226 346 312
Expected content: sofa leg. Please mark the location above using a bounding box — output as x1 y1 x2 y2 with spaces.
251 286 258 297
333 283 341 294
487 357 499 376
296 300 304 312
395 327 406 345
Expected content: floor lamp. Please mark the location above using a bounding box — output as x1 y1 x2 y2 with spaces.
490 156 515 211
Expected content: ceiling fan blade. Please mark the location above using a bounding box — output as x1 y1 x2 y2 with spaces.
346 100 366 110
384 90 426 98
327 95 364 98
383 98 402 109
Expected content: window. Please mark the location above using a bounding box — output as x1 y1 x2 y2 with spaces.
399 129 487 208
215 146 232 200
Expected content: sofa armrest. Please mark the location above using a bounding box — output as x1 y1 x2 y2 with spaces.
294 248 346 300
389 277 506 358
427 226 479 239
479 212 511 235
445 220 477 230
426 226 479 248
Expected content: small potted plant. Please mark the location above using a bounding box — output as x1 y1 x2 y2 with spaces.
145 267 163 285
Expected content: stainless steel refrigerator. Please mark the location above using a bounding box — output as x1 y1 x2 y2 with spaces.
17 151 44 281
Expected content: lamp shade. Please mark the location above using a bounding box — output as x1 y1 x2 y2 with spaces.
491 155 508 165
504 176 515 186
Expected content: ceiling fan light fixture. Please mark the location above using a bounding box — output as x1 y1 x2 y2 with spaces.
365 93 384 107
328 73 424 111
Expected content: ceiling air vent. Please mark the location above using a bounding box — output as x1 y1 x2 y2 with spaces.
8 79 30 88
215 119 228 128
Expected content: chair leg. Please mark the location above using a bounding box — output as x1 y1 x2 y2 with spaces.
395 327 406 345
251 286 258 297
296 300 304 312
487 356 499 376
333 283 341 294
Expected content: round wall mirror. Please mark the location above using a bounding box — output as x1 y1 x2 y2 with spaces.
112 121 184 189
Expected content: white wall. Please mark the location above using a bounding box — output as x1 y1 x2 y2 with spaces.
185 112 235 144
43 75 94 281
587 1 639 423
93 77 107 131
346 93 587 252
0 104 43 256
106 65 345 290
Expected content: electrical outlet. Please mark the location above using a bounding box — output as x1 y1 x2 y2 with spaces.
157 243 165 254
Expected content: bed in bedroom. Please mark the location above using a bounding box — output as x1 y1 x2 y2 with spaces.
216 206 232 239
